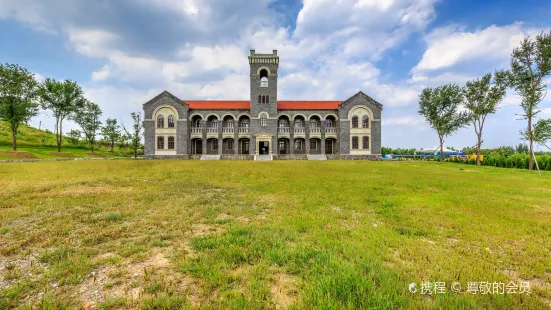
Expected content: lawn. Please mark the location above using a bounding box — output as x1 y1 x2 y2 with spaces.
0 160 550 309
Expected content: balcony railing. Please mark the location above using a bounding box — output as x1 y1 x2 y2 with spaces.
310 128 321 134
238 127 250 134
222 127 234 134
206 127 218 134
191 127 202 134
278 127 290 134
325 127 338 134
294 128 305 134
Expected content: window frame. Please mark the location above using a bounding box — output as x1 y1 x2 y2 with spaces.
157 136 165 149
309 139 317 150
157 115 164 128
260 113 267 126
168 115 175 128
351 116 358 128
352 136 359 149
168 136 175 149
362 136 369 149
362 115 369 128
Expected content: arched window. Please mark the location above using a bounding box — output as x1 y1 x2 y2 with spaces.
266 95 269 103
168 136 175 149
157 115 164 128
242 119 250 128
260 113 267 126
324 119 333 128
362 136 369 149
352 116 358 128
279 119 288 128
362 115 369 128
197 120 204 127
262 95 266 104
294 119 303 128
258 95 261 103
212 119 219 129
260 69 268 87
227 119 234 128
168 115 175 128
352 136 359 149
310 119 317 128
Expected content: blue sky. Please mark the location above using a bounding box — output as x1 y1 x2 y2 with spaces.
1 0 551 149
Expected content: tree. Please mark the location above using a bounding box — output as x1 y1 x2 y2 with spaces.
38 78 84 152
101 118 121 152
509 31 551 170
515 143 529 154
67 129 81 145
418 84 468 162
122 112 143 158
71 100 102 152
464 71 508 165
528 118 551 151
0 64 39 151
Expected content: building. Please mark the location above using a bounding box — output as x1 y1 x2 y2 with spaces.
142 50 382 160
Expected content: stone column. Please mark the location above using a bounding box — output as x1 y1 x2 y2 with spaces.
218 126 223 155
321 125 326 155
202 127 207 155
290 119 294 155
234 124 239 155
305 120 310 155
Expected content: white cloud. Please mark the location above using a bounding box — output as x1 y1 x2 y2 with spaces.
383 115 426 126
413 22 546 73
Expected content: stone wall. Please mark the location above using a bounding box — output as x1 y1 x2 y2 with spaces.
326 154 381 160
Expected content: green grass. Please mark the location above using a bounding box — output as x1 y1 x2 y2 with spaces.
0 121 120 159
1 160 550 309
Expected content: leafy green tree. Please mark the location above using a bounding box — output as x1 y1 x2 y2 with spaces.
529 118 551 151
464 71 508 165
101 118 121 152
515 143 529 154
509 31 551 169
71 100 102 152
418 84 468 162
0 64 39 151
38 78 84 152
67 129 81 145
122 112 143 158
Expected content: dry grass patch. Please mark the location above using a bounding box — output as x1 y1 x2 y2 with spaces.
85 152 106 158
270 270 299 310
0 151 36 159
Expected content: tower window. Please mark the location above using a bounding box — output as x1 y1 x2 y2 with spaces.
260 69 269 88
266 95 269 103
258 95 261 103
262 95 266 104
260 113 267 126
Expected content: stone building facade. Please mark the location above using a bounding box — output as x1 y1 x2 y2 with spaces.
143 50 383 160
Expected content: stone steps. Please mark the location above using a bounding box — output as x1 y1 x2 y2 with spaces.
200 155 221 160
307 155 328 160
255 155 273 161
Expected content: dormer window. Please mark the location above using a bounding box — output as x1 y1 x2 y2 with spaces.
260 69 268 87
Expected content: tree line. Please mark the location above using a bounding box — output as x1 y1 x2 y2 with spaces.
418 31 551 169
0 65 143 157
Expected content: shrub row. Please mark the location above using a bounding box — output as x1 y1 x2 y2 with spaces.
449 153 551 170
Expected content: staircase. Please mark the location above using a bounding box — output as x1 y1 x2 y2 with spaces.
307 155 327 160
200 155 221 160
255 155 273 161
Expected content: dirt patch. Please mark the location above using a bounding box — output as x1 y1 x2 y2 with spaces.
503 269 551 290
190 223 222 236
0 151 36 159
85 152 106 158
270 271 298 310
49 152 74 158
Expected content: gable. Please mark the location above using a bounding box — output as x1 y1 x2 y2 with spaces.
143 91 189 120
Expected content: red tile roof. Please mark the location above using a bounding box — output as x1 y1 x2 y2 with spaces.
185 100 250 110
184 100 342 110
277 101 342 110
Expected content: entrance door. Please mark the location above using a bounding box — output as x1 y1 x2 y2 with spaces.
259 141 270 155
325 139 333 154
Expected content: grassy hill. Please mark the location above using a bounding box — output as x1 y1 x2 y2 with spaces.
0 121 120 160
